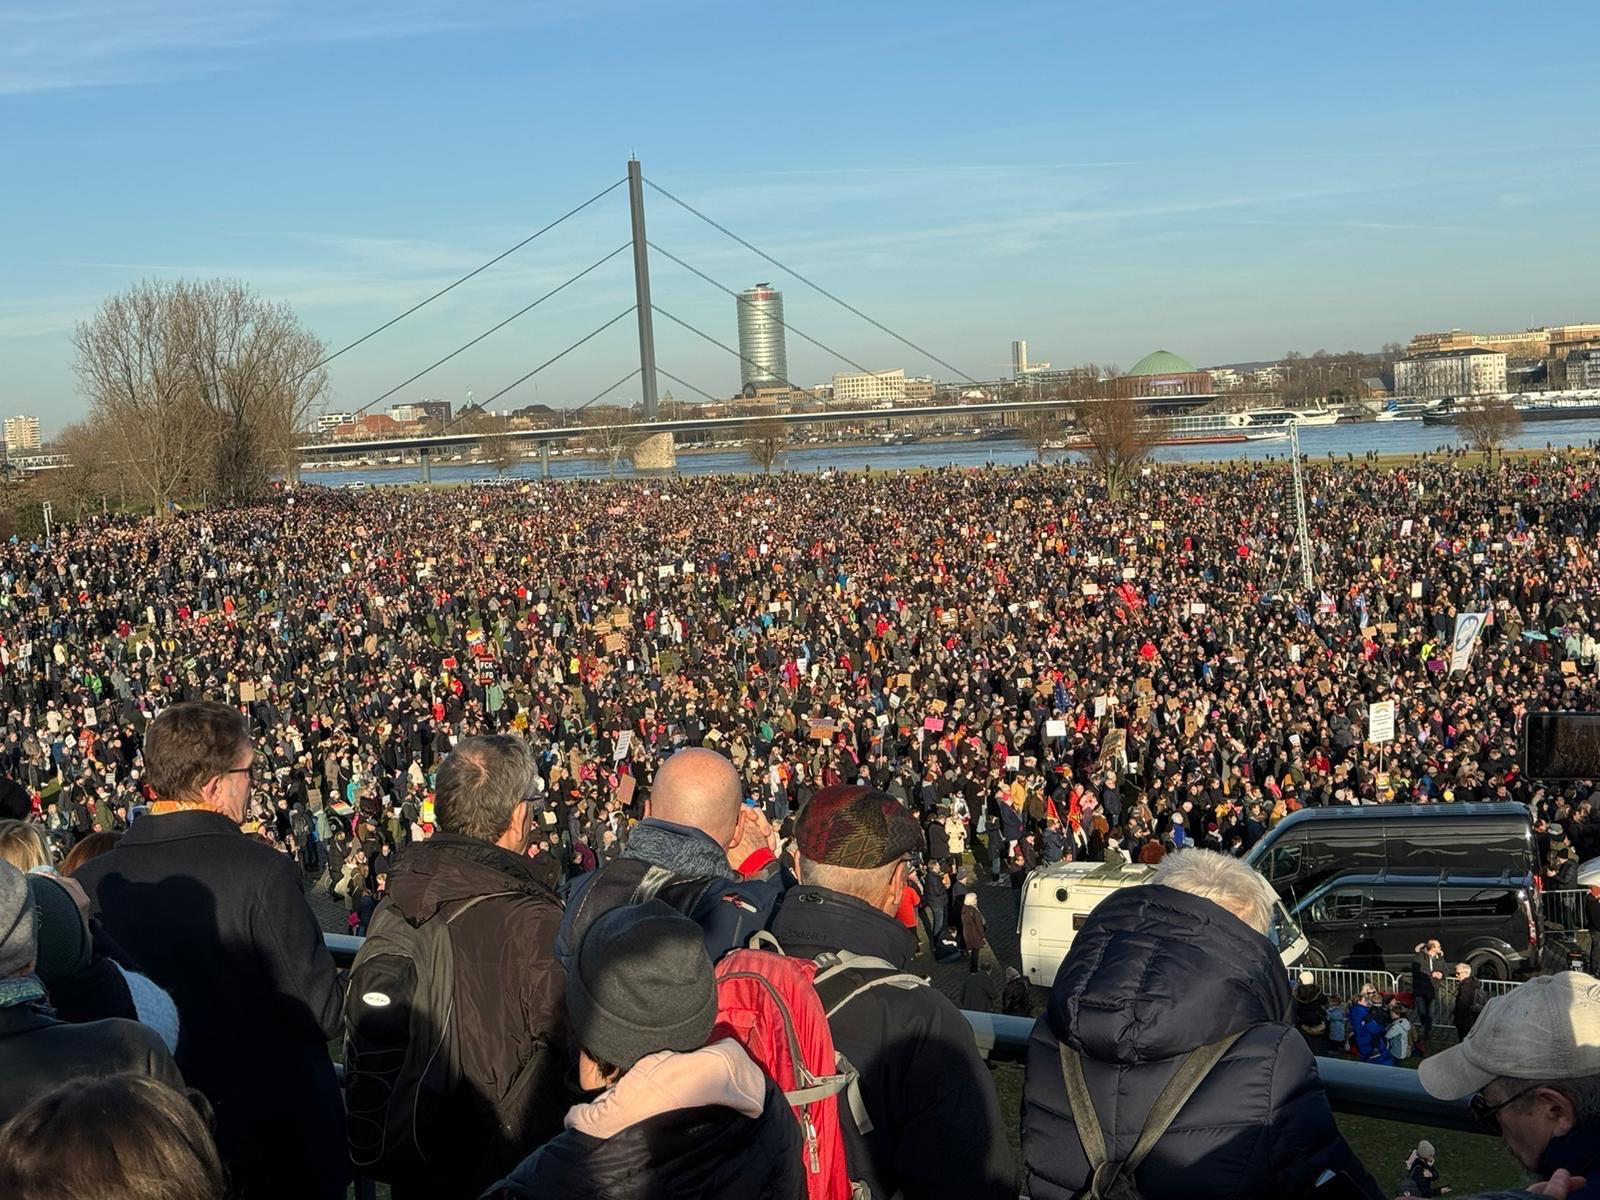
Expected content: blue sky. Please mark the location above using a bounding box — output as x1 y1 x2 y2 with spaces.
3 0 1598 431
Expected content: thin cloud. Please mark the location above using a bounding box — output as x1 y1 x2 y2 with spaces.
0 0 609 95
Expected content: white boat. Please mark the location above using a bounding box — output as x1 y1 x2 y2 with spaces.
1374 399 1444 422
1234 407 1340 430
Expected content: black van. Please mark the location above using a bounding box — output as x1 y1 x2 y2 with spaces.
1245 803 1535 906
1292 871 1542 980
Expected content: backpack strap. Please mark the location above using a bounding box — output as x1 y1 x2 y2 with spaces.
811 951 928 1019
1059 1030 1244 1199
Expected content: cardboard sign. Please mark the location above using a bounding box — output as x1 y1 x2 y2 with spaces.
930 699 947 713
1082 583 1100 597
1151 520 1165 531
895 673 912 688
1317 678 1333 697
1411 582 1424 599
605 633 627 654
1135 677 1154 695
1562 661 1578 675
810 719 837 741
1379 623 1398 634
615 774 636 809
238 681 256 703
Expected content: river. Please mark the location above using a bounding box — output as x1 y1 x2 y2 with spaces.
307 418 1600 488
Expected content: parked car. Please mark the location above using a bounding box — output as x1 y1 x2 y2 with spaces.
1292 871 1544 980
1246 803 1534 906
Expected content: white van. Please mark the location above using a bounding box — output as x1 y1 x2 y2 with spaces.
1018 860 1310 988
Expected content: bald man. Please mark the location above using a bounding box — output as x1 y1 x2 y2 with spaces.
554 748 786 968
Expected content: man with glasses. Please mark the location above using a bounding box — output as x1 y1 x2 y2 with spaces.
1419 971 1600 1185
75 700 347 1200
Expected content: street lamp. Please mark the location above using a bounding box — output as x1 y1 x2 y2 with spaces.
41 501 52 547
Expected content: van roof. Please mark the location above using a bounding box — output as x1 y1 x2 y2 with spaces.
1249 802 1530 855
1027 860 1156 887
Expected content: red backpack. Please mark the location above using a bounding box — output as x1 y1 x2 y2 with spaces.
712 935 926 1200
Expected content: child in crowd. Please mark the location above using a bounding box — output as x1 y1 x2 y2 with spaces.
1385 1001 1414 1063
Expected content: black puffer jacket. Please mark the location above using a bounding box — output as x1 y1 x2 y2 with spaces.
1022 885 1384 1200
481 1078 803 1200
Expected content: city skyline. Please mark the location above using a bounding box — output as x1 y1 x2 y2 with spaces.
4 0 1599 431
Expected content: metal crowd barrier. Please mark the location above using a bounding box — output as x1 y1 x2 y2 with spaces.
323 934 1480 1136
1541 889 1589 932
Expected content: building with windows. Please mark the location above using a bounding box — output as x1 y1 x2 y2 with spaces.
315 412 357 433
832 369 906 406
1565 348 1600 390
3 415 40 452
1108 350 1213 399
1394 348 1507 398
736 284 789 395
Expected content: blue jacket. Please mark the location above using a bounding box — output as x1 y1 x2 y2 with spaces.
1022 885 1384 1200
553 819 784 969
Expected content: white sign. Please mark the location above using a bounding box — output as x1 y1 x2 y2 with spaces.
1044 719 1067 738
1451 612 1489 674
1368 700 1396 745
613 731 633 763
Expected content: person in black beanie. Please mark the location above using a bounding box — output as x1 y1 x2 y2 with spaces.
482 899 804 1200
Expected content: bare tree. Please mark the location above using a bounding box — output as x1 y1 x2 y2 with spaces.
183 279 326 501
743 416 788 473
1073 394 1154 500
1455 396 1523 453
1018 408 1066 462
73 283 214 518
583 408 638 477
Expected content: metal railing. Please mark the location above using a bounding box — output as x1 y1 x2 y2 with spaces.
324 934 1481 1136
1542 889 1589 931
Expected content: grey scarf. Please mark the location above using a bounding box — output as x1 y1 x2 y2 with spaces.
623 819 730 879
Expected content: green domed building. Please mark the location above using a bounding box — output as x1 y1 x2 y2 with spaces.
1112 349 1212 399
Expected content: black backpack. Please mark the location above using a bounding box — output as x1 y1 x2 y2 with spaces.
342 891 512 1180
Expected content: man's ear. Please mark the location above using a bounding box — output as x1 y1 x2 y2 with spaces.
1541 1087 1578 1138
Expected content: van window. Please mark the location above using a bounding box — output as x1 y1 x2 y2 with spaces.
1367 888 1440 924
1267 844 1302 882
1444 889 1519 919
1311 891 1364 923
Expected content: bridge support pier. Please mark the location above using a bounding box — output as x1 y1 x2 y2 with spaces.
540 442 551 479
632 431 676 471
419 449 431 485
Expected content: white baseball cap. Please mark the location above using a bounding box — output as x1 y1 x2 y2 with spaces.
1418 972 1600 1100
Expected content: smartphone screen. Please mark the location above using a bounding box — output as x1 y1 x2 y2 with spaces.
1523 712 1600 780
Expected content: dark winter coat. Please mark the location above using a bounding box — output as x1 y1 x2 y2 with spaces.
0 1001 184 1128
76 810 348 1200
770 885 1015 1200
481 1079 804 1200
1293 981 1329 1052
381 832 572 1200
1022 885 1384 1200
961 899 988 955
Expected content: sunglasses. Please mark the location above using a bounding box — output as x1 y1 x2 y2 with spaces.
1470 1083 1542 1134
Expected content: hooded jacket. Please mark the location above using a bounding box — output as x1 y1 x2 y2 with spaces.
1022 885 1384 1200
381 831 571 1200
481 1041 803 1200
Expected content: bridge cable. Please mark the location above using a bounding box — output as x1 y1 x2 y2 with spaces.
643 177 981 385
650 305 815 396
347 242 633 421
654 368 722 405
305 177 626 378
479 306 639 409
647 242 884 380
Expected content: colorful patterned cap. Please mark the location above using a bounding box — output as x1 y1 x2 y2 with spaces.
796 785 923 869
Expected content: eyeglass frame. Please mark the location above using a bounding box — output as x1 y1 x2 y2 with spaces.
222 758 262 784
1469 1082 1545 1134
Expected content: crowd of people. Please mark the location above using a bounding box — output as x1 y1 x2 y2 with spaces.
0 452 1597 1198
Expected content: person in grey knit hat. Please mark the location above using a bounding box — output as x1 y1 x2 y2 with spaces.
0 860 183 1128
567 898 719 1075
482 899 805 1200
